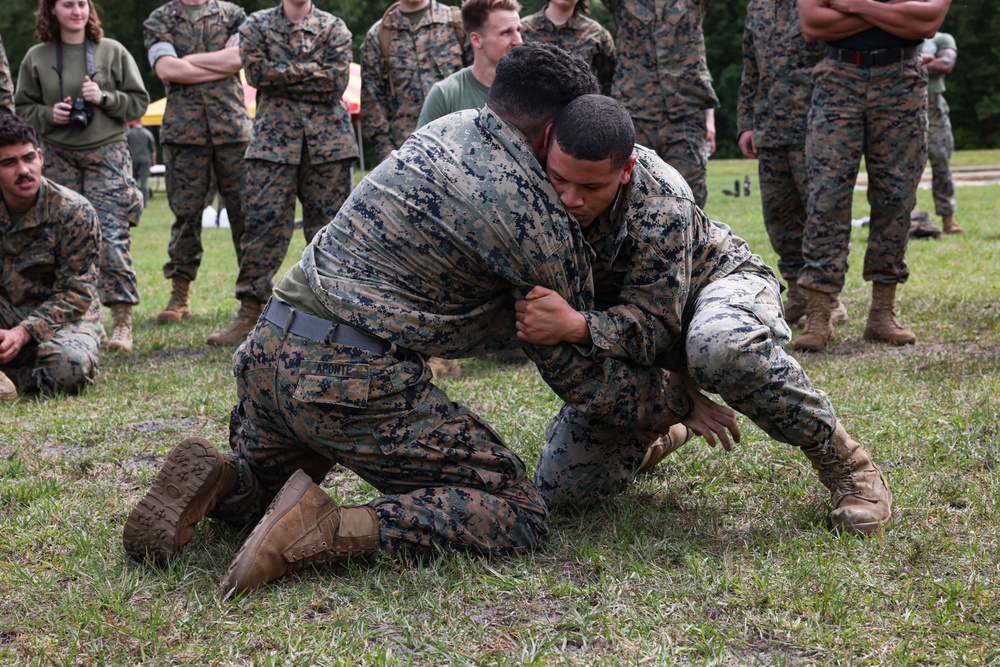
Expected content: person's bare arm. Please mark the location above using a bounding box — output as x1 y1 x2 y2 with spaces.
154 56 228 85
827 0 953 40
798 0 873 42
183 42 242 76
927 46 956 75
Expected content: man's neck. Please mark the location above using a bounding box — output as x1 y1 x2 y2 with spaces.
282 0 312 23
544 3 574 26
179 0 209 6
470 59 497 88
1 196 36 215
399 0 430 12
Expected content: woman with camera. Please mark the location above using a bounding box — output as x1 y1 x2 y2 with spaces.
15 0 149 353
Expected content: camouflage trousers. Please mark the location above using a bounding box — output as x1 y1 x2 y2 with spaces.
927 93 956 217
162 142 248 282
800 56 927 293
0 307 101 396
758 145 808 282
210 316 548 556
535 271 837 507
43 141 142 306
235 156 353 304
633 112 709 208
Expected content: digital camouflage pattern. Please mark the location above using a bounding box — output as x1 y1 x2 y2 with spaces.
927 94 956 216
0 178 101 395
801 57 927 294
143 0 252 146
519 10 616 96
234 4 358 305
359 1 471 161
737 0 825 281
43 141 143 306
0 34 13 115
603 0 718 207
210 318 549 556
534 149 838 506
161 142 247 282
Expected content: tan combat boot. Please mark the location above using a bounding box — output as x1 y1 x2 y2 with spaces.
123 436 236 564
831 295 849 326
427 357 461 379
0 370 18 403
221 469 380 595
792 288 834 351
157 278 192 324
941 214 964 234
800 423 892 535
783 279 806 324
863 283 915 346
108 304 134 353
207 298 263 346
637 424 694 473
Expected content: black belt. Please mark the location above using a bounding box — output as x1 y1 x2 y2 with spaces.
262 298 391 355
827 45 919 67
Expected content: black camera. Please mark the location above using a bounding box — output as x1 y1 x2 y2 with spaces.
68 98 92 131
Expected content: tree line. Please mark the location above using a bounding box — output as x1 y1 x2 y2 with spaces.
2 0 996 159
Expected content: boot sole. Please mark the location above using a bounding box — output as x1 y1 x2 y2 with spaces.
123 436 224 564
221 469 314 596
832 513 891 536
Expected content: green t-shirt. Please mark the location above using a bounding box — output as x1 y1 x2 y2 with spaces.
400 5 431 25
922 32 957 96
415 67 490 129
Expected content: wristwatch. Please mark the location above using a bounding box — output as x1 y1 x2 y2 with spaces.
100 93 107 107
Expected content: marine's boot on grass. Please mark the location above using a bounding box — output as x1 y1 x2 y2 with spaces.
0 371 18 403
222 469 380 596
941 214 964 234
123 436 236 564
108 304 134 353
830 295 849 326
791 288 834 351
157 278 192 325
637 424 694 474
800 423 892 535
863 283 916 346
207 298 263 346
783 279 806 324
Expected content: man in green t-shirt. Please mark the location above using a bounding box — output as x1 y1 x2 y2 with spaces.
921 32 961 234
416 0 523 128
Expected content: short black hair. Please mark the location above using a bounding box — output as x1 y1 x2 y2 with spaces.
550 95 635 170
486 43 599 140
0 114 41 150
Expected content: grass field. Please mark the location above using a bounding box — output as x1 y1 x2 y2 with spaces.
1 151 998 665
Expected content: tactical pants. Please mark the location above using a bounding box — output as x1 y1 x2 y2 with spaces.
43 141 142 306
535 271 837 507
927 93 956 217
162 142 248 282
758 145 808 282
236 156 354 304
633 112 709 208
0 317 101 396
133 160 151 207
800 56 927 293
211 316 548 556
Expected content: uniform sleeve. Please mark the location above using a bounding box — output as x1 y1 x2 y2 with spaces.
0 36 14 115
360 26 395 160
13 51 56 136
593 28 616 96
143 10 172 56
415 82 448 129
20 202 100 343
104 43 151 122
736 16 758 137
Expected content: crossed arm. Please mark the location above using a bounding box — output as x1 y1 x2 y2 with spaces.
798 0 952 43
154 35 242 85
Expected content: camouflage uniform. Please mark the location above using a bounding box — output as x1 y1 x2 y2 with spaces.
0 179 102 395
535 148 838 506
210 109 689 556
359 1 471 161
736 0 825 282
801 43 927 293
603 0 718 208
519 9 616 95
923 33 957 218
144 0 252 283
0 34 13 115
235 5 358 305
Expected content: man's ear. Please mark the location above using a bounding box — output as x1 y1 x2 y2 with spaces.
470 30 483 49
535 122 553 164
619 155 636 185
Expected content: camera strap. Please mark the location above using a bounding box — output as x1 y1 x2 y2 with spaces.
55 37 96 100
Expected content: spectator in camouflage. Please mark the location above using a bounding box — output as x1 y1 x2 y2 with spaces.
602 0 718 208
517 95 892 536
795 0 953 351
0 33 13 115
206 0 360 348
360 0 472 162
922 32 961 234
124 44 709 594
0 114 102 402
737 0 829 325
143 0 252 326
519 0 615 96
